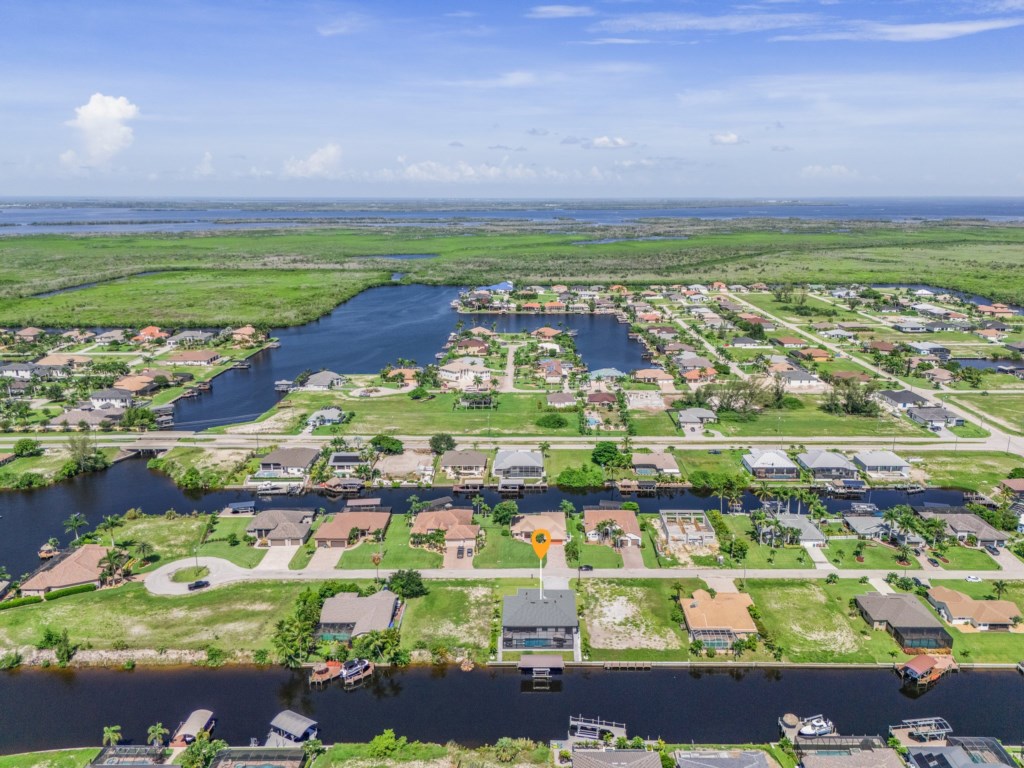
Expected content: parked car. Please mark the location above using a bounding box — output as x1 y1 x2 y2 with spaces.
187 580 210 591
927 558 940 567
985 545 1000 556
965 575 983 583
579 564 594 572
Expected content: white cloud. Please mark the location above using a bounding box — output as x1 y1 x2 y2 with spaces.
578 37 651 45
283 143 343 178
583 136 636 149
62 93 139 166
447 71 538 88
527 5 595 19
774 17 1024 41
488 144 527 151
710 132 742 145
444 10 478 18
317 13 369 36
594 12 816 33
380 159 559 183
194 151 214 177
800 163 858 179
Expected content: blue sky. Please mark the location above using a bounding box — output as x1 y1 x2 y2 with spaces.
1 0 1022 197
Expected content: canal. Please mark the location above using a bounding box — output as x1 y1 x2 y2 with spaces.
0 457 966 579
1 666 1023 753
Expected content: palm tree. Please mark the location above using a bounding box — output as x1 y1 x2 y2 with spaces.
102 725 122 747
882 507 902 539
992 580 1009 600
96 515 123 547
135 541 155 564
471 494 485 514
0 565 9 582
63 512 88 543
896 544 913 564
371 551 383 583
147 722 169 746
754 482 774 507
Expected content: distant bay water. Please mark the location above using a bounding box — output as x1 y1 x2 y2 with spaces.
0 198 1022 234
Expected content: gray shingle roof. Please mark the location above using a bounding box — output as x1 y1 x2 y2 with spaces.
573 752 661 768
674 751 772 768
855 593 944 630
493 449 544 471
503 588 578 629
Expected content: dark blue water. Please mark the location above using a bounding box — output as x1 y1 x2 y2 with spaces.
1 665 1022 753
0 456 965 579
2 198 1023 234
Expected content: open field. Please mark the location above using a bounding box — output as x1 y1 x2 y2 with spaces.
0 581 312 653
946 394 1024 433
714 400 929 439
3 224 1024 325
0 750 100 768
473 520 541 569
721 517 814 569
339 515 443 569
111 514 209 572
909 450 1022 492
197 517 267 568
743 579 909 663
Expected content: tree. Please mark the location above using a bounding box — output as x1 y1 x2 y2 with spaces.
135 541 155 563
63 512 88 543
591 441 622 466
387 569 428 599
179 732 228 768
491 500 519 526
429 433 456 454
370 434 404 455
102 725 123 747
13 438 43 457
471 494 485 513
147 722 170 746
992 580 1009 600
371 551 383 582
96 515 123 547
302 739 325 761
273 613 314 668
120 406 157 430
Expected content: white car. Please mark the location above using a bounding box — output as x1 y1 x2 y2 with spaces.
965 576 983 583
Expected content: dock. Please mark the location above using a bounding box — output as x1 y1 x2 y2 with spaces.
567 715 628 744
603 661 651 670
888 717 954 747
898 654 959 688
308 661 344 687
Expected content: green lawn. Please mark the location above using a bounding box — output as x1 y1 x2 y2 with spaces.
280 391 581 437
947 394 1024 433
721 517 814 569
0 750 100 768
630 410 679 437
473 520 542 569
170 565 210 582
577 543 624 568
0 581 314 653
339 514 443 569
743 579 910 663
912 450 1022 492
948 422 991 438
314 742 449 768
823 541 920 570
673 448 747 477
289 516 328 569
109 514 208 572
934 546 1001 571
715 398 930 438
546 448 599 478
197 517 267 568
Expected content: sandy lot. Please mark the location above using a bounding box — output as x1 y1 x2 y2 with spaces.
584 582 681 650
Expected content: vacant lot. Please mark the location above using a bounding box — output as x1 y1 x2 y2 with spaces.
909 450 1021 492
744 579 908 663
0 750 100 768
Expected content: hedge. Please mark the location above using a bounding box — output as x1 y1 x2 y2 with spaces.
43 583 98 601
0 596 43 611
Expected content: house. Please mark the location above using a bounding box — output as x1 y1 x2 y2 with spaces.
907 741 1018 768
914 508 1007 547
583 508 642 547
731 337 762 349
165 330 214 348
455 338 489 356
20 544 107 597
632 452 680 476
894 320 928 333
820 329 857 341
854 450 910 477
14 326 46 342
493 449 544 478
246 509 314 546
877 389 929 411
317 590 398 641
923 368 955 385
855 593 953 651
1000 478 1024 499
439 360 491 390
978 303 1015 318
908 407 964 429
307 407 345 427
166 349 224 366
677 408 717 433
844 515 889 540
410 508 479 547
674 355 715 373
428 450 485 482
830 370 872 384
777 369 819 388
796 450 858 480
314 511 391 548
589 367 626 380
231 325 260 343
35 353 92 370
773 336 805 349
864 340 898 354
133 326 168 342
327 451 366 475
114 375 159 396
544 301 566 313
742 449 799 480
90 388 134 409
0 363 47 380
502 588 578 650
927 586 1020 631
681 589 758 649
547 392 577 409
304 370 346 390
0 452 14 467
802 750 905 768
796 347 831 363
907 341 951 361
510 512 567 544
674 752 772 768
659 510 717 549
976 328 1007 342
258 447 320 476
772 513 826 546
60 329 95 343
94 329 127 345
50 407 125 429
574 752 661 768
532 327 561 340
587 392 617 408
633 368 674 384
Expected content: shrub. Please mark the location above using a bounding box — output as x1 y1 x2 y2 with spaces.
536 413 568 429
43 583 98 601
368 729 407 758
0 596 43 611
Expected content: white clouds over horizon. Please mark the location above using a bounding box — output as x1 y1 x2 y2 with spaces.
60 93 139 169
283 144 343 179
527 5 595 19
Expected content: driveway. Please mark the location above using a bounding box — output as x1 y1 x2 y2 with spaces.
546 544 567 569
443 543 474 569
804 544 835 570
255 545 299 571
306 547 341 571
620 546 645 569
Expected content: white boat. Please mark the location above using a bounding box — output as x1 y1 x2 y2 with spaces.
798 715 834 738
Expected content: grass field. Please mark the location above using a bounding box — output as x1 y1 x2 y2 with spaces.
0 581 312 653
109 514 208 572
822 541 920 570
197 517 267 568
919 580 1024 663
743 579 909 663
714 398 930 438
338 515 443 569
4 225 1024 326
578 543 624 568
473 520 541 569
170 565 210 582
911 450 1022 491
721 517 814 569
946 394 1024 433
0 750 100 768
934 546 1001 571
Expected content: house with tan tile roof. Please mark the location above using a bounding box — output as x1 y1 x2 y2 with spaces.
314 511 392 548
21 544 107 597
927 586 1021 631
510 512 567 544
583 508 642 547
681 589 758 649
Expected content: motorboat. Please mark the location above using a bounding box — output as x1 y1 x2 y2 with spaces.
340 657 372 681
798 715 834 738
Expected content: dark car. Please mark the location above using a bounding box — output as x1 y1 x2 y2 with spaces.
579 564 594 572
986 545 1000 556
927 558 940 567
707 449 722 455
187 579 210 591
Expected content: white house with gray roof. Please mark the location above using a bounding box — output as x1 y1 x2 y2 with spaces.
854 450 910 477
742 449 799 480
493 449 544 479
797 450 858 480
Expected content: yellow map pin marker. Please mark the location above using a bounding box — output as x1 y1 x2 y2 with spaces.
531 529 551 560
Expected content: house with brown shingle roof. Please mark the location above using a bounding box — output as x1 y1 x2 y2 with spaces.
681 589 758 649
314 511 392 548
21 544 107 597
317 590 399 641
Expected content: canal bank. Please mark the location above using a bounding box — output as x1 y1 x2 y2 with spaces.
2 666 1023 753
